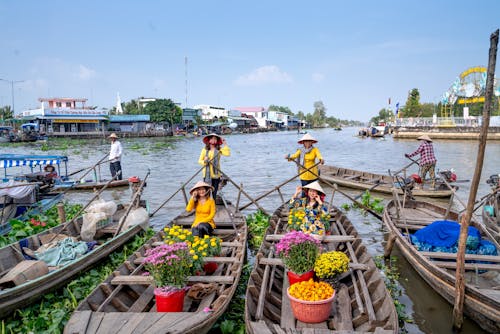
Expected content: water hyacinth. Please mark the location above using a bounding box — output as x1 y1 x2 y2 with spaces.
142 242 193 288
275 231 320 274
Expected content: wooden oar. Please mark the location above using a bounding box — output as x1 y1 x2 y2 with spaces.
390 157 420 176
67 157 108 177
114 170 150 236
293 161 383 220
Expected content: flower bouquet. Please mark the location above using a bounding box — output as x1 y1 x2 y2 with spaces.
314 251 350 288
142 241 194 311
163 225 222 274
287 279 336 323
275 231 320 284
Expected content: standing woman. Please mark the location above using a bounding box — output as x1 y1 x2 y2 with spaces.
186 181 216 237
198 133 231 200
285 133 324 187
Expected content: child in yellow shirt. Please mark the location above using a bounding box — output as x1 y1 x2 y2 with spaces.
186 181 216 237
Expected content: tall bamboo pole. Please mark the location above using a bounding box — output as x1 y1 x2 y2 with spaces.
452 29 498 330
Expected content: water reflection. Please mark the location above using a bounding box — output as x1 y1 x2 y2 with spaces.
4 128 499 333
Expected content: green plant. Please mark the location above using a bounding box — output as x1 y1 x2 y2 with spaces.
341 191 384 214
143 242 193 288
246 210 269 250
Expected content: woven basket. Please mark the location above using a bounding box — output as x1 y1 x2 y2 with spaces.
287 287 335 323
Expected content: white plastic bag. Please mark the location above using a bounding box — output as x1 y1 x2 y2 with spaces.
123 207 150 231
81 212 106 241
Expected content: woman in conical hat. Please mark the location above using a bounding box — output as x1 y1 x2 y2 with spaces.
288 180 330 236
285 133 324 187
186 181 216 237
199 133 230 201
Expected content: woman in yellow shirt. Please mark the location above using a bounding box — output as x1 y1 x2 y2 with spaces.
198 133 230 200
285 133 324 187
186 181 216 237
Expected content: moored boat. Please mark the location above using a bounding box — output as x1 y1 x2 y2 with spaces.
319 164 456 198
383 198 500 333
482 174 500 243
0 186 149 318
245 203 398 333
64 201 247 334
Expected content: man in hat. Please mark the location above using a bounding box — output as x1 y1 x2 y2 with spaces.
405 134 437 189
285 133 324 187
108 133 123 180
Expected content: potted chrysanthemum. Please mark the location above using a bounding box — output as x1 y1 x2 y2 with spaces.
314 250 350 288
275 230 321 285
142 242 193 312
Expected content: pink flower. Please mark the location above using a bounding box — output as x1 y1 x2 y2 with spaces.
203 307 213 313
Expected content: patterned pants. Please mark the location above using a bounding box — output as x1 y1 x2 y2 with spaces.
419 163 436 188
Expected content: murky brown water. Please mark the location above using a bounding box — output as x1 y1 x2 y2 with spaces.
3 128 499 333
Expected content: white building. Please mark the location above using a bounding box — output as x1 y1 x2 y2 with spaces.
233 107 268 128
192 104 228 121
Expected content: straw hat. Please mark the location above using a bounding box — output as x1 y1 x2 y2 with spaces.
303 181 325 195
109 133 118 139
298 133 318 144
417 134 432 142
189 181 214 194
44 164 55 172
203 133 223 145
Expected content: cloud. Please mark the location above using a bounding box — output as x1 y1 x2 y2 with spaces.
312 72 325 83
234 65 293 86
76 64 96 80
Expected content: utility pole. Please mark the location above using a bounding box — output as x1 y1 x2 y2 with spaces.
0 78 25 116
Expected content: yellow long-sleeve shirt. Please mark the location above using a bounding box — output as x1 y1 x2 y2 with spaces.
186 197 216 229
198 146 230 179
288 147 323 181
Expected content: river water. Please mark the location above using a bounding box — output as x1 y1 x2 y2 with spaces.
4 128 500 333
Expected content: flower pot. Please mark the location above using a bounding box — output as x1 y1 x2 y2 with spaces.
154 287 185 312
287 270 314 286
203 261 218 275
287 287 335 323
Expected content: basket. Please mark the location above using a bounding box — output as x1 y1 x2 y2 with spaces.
287 287 335 323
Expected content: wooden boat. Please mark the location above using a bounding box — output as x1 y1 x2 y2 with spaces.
245 203 398 333
319 164 455 198
64 202 247 334
52 179 130 192
383 198 500 333
482 176 500 243
0 195 148 318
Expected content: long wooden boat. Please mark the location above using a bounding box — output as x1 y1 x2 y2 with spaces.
0 198 148 318
64 202 247 334
52 179 130 192
383 199 500 333
245 203 398 333
319 164 455 198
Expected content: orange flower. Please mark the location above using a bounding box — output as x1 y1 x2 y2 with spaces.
289 279 334 301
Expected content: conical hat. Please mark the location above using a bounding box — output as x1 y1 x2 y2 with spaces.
417 134 432 142
109 133 118 139
203 133 223 145
189 181 214 194
298 133 317 144
303 181 325 195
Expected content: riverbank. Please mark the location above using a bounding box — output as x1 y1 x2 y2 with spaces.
393 126 500 140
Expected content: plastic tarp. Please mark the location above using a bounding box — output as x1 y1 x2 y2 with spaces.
0 180 36 199
34 237 88 267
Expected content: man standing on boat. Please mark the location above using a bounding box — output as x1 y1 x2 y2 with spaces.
405 134 436 190
109 133 123 180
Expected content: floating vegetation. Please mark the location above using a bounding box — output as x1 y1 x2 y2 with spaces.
246 210 270 251
374 255 413 329
341 190 384 214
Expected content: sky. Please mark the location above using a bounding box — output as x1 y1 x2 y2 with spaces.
1 0 499 121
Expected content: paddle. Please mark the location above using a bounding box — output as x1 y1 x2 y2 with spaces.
390 157 420 176
293 161 383 220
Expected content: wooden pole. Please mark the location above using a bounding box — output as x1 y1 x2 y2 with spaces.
452 29 498 331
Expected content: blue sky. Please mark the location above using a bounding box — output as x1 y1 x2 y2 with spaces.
1 0 499 121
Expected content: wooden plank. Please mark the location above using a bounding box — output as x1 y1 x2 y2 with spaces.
113 313 148 334
280 270 295 329
432 261 500 271
258 257 367 271
420 251 500 263
83 312 105 334
65 310 92 334
111 275 234 285
265 235 355 242
95 313 132 334
127 285 155 312
249 320 274 334
133 256 240 265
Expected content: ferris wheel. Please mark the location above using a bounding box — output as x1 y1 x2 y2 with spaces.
441 66 487 105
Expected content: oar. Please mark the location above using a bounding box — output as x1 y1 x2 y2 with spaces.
149 165 207 217
353 179 383 201
67 157 108 177
293 161 383 220
390 157 420 176
114 170 151 236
